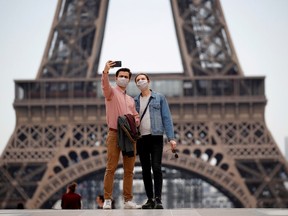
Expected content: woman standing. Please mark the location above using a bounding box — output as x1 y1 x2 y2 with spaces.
134 73 177 209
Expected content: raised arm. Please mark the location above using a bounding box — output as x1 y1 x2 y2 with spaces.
101 60 114 98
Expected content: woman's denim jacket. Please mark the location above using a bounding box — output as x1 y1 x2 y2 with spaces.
134 90 175 141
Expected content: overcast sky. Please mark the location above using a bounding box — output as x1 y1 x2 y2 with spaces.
0 0 287 156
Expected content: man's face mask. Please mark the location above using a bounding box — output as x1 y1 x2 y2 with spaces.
136 79 149 91
116 77 129 88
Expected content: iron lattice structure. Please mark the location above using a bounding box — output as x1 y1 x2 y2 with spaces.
1 0 288 208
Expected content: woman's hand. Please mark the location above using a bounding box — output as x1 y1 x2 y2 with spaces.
169 140 177 150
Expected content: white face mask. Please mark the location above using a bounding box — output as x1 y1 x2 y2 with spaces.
136 79 149 91
116 77 129 88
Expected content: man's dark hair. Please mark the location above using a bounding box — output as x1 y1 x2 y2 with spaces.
98 195 104 202
17 203 24 209
116 68 132 79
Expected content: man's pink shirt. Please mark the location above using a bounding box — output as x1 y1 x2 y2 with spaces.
101 73 139 130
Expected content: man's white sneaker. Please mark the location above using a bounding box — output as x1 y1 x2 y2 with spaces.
103 199 112 209
124 200 141 209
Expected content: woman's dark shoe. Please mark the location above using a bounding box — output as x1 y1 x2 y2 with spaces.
154 197 163 209
142 199 155 209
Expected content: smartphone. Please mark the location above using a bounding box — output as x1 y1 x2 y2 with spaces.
113 61 122 67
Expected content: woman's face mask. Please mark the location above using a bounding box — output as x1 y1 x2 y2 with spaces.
116 77 129 88
136 79 149 91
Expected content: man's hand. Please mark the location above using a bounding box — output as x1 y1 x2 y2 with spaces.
103 60 116 73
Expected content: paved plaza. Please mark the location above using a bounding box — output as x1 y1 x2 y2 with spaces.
0 209 288 216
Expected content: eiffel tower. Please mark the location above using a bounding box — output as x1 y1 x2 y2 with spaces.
1 0 288 209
